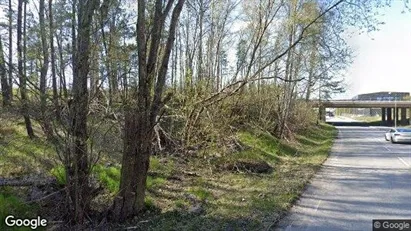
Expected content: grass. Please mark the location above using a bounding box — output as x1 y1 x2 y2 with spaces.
345 115 381 122
50 165 66 185
92 165 121 193
0 108 337 230
0 118 57 178
44 123 335 230
338 114 411 127
188 187 213 201
134 123 337 230
0 189 41 231
49 161 168 194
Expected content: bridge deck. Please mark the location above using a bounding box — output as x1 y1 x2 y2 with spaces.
313 101 411 108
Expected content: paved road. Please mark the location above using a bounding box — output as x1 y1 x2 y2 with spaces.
275 125 411 231
326 116 359 123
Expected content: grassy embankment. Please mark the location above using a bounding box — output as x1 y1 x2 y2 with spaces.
337 114 411 127
0 110 337 230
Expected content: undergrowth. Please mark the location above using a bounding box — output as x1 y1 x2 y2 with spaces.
1 108 337 230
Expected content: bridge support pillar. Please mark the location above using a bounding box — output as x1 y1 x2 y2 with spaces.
401 108 407 125
396 108 400 125
319 105 326 121
381 107 386 122
409 108 411 125
387 108 392 124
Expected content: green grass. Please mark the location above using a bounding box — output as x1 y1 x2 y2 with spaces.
188 187 213 201
237 130 281 160
49 157 169 194
0 120 57 177
0 191 41 231
135 123 337 230
206 123 336 226
147 175 166 191
92 165 121 193
50 165 66 185
0 108 337 230
347 115 381 122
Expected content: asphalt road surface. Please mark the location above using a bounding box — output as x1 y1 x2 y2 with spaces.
326 116 359 123
275 123 411 231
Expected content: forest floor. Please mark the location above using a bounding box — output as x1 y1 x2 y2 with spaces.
0 109 337 230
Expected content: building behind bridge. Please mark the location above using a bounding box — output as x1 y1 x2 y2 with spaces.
352 91 410 101
350 92 410 116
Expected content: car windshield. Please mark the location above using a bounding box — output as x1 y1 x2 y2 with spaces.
396 129 411 133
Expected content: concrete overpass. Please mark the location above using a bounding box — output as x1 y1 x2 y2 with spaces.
313 100 411 125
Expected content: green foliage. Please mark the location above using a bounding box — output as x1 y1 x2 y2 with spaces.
188 187 212 201
50 165 66 185
238 130 279 159
92 165 121 193
51 164 122 193
145 196 156 210
146 176 166 191
150 156 161 170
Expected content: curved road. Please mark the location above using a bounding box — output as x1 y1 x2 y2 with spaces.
275 121 411 231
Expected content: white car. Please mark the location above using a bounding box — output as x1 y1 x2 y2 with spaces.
385 128 411 143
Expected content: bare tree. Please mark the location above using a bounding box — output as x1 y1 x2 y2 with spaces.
17 0 34 138
49 0 59 119
66 0 99 224
8 0 13 102
111 0 185 221
39 0 52 136
0 36 10 106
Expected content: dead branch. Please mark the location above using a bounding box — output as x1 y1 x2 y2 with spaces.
0 177 56 187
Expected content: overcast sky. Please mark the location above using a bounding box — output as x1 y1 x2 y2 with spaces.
338 1 411 99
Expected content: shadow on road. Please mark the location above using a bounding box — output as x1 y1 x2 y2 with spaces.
326 121 388 127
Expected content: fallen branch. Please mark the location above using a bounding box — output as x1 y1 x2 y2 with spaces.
25 187 67 204
0 177 56 187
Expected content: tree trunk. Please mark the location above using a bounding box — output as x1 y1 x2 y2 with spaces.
112 0 185 221
66 0 98 224
108 16 119 106
17 0 34 139
56 32 68 99
49 0 59 119
8 0 13 102
0 38 10 107
90 24 100 99
197 0 204 82
39 0 52 136
305 40 318 102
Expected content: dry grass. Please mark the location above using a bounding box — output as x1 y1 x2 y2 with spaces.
131 123 337 230
0 108 337 230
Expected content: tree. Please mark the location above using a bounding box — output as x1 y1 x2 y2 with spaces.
111 0 185 220
39 0 52 136
49 0 59 119
0 37 10 106
8 0 13 102
17 0 34 138
66 0 99 224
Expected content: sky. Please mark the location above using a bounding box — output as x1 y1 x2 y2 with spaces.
338 1 411 99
